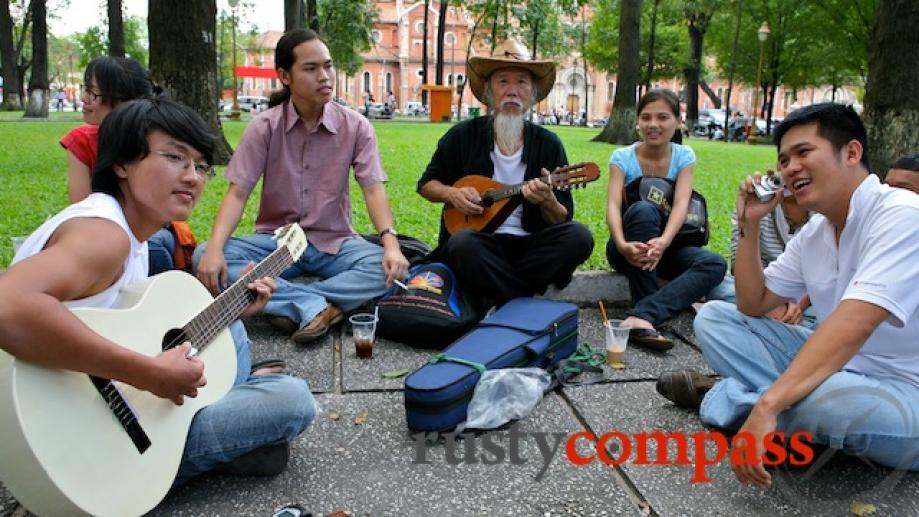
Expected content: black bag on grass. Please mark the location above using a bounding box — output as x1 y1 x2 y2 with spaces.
375 262 478 348
361 233 433 265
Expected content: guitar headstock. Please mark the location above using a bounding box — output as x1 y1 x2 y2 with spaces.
273 224 308 262
548 162 601 191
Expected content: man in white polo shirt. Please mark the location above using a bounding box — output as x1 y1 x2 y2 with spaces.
656 103 919 488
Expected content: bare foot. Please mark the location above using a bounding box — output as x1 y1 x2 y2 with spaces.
622 316 654 331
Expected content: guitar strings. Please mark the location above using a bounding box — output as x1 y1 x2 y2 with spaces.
163 251 293 352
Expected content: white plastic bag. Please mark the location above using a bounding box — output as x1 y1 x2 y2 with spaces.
458 368 551 432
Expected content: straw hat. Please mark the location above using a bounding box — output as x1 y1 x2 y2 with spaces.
466 39 556 105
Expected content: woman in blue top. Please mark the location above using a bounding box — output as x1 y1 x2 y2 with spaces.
606 89 726 350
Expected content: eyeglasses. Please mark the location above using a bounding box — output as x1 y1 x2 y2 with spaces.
80 88 103 102
154 151 216 180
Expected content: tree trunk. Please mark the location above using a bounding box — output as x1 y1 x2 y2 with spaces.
863 0 919 179
285 0 303 32
581 5 588 127
23 0 47 118
108 0 124 57
593 0 641 144
722 0 742 140
149 0 232 164
421 0 430 104
435 0 447 85
0 0 21 110
683 13 708 132
642 0 660 94
531 18 539 59
700 80 721 109
306 0 318 32
15 0 32 107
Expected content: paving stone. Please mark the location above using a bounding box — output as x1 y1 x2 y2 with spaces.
153 391 639 516
340 329 434 392
565 381 919 517
576 309 714 382
244 314 335 393
661 311 702 349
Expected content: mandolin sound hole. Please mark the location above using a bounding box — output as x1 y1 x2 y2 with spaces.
162 328 191 351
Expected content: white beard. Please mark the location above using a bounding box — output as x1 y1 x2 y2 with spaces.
493 111 525 155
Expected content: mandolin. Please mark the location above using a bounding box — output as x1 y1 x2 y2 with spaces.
443 162 600 235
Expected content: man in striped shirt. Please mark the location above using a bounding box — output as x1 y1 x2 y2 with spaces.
707 185 816 329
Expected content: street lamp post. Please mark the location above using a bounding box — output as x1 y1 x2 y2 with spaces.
229 0 241 121
748 21 770 144
448 32 456 119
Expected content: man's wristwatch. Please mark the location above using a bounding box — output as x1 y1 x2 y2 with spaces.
379 227 398 239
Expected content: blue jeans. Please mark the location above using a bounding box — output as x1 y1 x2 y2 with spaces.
194 234 388 327
175 320 316 484
706 275 819 330
606 201 726 325
695 301 919 470
148 227 176 276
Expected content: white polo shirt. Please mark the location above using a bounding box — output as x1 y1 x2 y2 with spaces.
763 175 919 386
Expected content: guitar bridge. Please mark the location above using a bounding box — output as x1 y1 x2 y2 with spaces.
89 375 152 454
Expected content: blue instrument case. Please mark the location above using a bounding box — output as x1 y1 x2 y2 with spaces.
404 298 579 432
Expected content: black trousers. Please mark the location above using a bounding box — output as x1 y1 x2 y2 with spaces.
444 221 594 306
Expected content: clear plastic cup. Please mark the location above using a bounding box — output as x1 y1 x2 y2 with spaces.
604 319 631 367
349 313 378 359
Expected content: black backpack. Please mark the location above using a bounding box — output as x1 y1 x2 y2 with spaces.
361 233 433 265
375 262 478 349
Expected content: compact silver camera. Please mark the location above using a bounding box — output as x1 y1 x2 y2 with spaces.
752 173 784 202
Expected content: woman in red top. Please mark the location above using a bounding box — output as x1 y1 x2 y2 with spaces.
60 56 179 275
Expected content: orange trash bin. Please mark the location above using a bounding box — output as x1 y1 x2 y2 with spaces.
423 84 454 122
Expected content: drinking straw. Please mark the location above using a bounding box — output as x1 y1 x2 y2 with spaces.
598 300 609 323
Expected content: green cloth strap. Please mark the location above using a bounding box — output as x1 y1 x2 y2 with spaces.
428 353 487 374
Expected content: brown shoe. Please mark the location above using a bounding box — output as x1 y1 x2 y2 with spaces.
656 369 717 410
291 304 343 345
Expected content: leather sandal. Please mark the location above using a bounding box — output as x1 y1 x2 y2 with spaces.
656 370 717 410
628 328 674 351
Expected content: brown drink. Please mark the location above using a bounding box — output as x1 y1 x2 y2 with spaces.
355 338 374 358
607 349 623 367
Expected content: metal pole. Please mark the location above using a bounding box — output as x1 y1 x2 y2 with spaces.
748 40 764 144
230 5 241 120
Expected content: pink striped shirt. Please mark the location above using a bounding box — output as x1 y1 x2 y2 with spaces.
226 100 386 253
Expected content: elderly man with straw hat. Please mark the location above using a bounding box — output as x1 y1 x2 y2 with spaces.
417 39 594 311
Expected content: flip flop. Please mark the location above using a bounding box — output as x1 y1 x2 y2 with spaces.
271 504 311 517
250 358 288 375
628 328 674 351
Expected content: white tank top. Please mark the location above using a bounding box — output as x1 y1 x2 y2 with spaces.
11 193 149 309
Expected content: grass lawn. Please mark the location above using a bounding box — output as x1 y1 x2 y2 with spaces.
0 118 777 269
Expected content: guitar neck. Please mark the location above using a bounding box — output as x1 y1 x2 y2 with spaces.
181 247 293 349
488 176 552 202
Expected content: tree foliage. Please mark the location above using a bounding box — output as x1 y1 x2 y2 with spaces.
318 0 377 77
586 0 685 84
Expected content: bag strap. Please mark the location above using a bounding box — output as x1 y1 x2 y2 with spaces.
546 342 606 390
428 353 487 374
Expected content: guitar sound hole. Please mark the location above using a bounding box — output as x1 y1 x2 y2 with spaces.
162 328 190 351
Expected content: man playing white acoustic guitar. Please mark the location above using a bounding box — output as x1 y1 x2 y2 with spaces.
0 98 315 495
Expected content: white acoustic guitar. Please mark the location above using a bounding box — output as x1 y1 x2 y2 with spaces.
0 224 307 517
